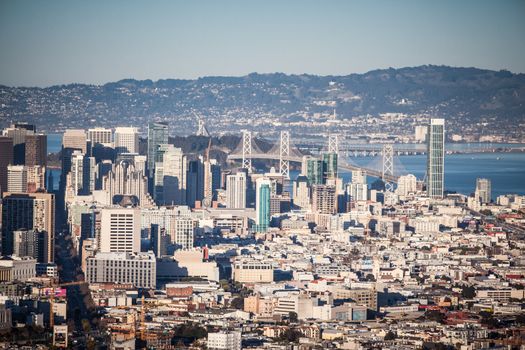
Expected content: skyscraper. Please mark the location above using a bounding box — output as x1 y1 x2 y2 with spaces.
69 150 96 195
255 178 271 232
25 134 47 167
426 118 445 199
3 124 33 165
7 165 28 193
226 172 247 209
306 158 324 185
87 128 113 146
62 129 87 153
99 207 141 253
114 127 139 154
292 175 310 210
147 122 169 178
0 136 13 194
186 159 204 207
475 178 491 204
312 184 337 214
156 145 187 205
1 192 55 262
322 152 338 180
203 159 221 207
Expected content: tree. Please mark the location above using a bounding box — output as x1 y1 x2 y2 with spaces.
230 297 244 310
461 286 476 299
365 273 376 282
384 330 397 340
288 312 298 323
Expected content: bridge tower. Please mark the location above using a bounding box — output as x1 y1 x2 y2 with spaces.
279 131 290 179
382 144 394 192
242 130 252 172
328 134 339 154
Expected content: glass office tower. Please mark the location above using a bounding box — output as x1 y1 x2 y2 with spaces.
147 122 169 178
426 118 445 199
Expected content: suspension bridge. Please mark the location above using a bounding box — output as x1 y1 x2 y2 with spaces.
226 131 402 185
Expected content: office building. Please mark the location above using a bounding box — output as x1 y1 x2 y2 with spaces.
169 217 194 250
114 127 139 154
226 172 246 209
3 124 33 165
415 125 428 142
25 134 47 167
255 178 271 232
475 178 491 204
306 158 324 185
186 159 204 207
69 150 96 195
1 192 55 262
346 183 368 202
233 259 274 283
99 207 141 253
102 159 152 207
203 158 221 206
87 128 112 146
62 129 87 154
323 152 338 180
12 229 48 263
426 118 445 199
292 175 310 209
7 165 28 193
351 170 367 185
396 174 417 197
312 185 337 214
147 122 169 178
155 145 187 205
0 136 13 194
85 251 156 289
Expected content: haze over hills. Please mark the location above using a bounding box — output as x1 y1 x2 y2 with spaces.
1 65 524 139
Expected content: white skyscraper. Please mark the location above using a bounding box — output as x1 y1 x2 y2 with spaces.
7 165 28 193
292 175 310 209
351 170 367 185
226 172 246 209
114 127 139 154
396 174 417 197
99 207 141 253
87 128 113 147
427 118 445 199
158 145 187 205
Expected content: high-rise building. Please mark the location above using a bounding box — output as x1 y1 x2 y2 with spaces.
351 170 367 185
186 159 204 207
475 178 491 204
323 152 338 180
1 192 55 262
346 182 368 202
306 158 324 185
3 124 34 165
226 172 247 209
396 174 417 197
102 159 153 207
147 122 169 178
312 185 337 214
7 165 28 193
156 145 187 205
0 136 13 194
114 127 139 154
203 158 221 207
99 207 141 254
415 125 428 142
255 178 271 232
426 118 445 199
292 175 310 209
24 134 47 167
169 217 194 250
69 150 96 195
62 129 87 154
87 128 112 146
26 165 46 193
12 229 47 262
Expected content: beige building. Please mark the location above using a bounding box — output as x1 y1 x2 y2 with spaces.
233 259 274 283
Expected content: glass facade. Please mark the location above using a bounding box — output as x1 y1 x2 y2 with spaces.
306 159 324 185
256 182 271 232
147 122 169 178
426 118 445 198
323 152 338 180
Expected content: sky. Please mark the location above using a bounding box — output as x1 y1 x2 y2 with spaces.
0 0 524 87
